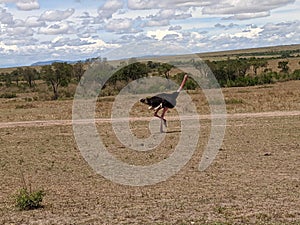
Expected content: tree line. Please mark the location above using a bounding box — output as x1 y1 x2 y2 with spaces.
0 61 85 100
1 57 300 100
203 57 300 87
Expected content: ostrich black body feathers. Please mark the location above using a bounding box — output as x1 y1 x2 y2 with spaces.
140 91 179 109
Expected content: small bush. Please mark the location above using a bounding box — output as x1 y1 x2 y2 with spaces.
15 103 36 109
292 69 300 80
14 160 45 211
24 97 33 102
15 188 45 210
225 98 245 104
0 92 17 98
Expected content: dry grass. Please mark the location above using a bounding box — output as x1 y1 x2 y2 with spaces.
0 78 299 224
0 114 299 224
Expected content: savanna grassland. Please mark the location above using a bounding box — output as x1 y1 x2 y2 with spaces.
0 45 300 224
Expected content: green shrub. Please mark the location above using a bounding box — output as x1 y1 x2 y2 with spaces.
15 188 45 210
225 98 245 104
15 103 36 109
0 92 17 98
14 160 45 211
292 69 300 80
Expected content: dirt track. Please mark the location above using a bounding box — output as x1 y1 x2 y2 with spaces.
0 110 299 129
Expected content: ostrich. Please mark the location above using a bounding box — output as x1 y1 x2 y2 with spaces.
140 74 188 133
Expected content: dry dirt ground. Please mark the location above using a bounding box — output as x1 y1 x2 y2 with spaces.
0 81 300 224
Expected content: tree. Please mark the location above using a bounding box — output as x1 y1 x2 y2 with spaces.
127 62 149 80
111 61 149 84
23 67 38 88
205 58 252 87
158 63 173 79
281 51 291 58
147 61 161 70
278 61 289 74
205 60 228 86
0 73 5 83
250 57 268 75
41 62 73 100
235 58 251 78
11 69 20 86
73 62 85 82
4 72 12 87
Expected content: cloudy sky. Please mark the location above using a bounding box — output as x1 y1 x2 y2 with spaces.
0 0 299 67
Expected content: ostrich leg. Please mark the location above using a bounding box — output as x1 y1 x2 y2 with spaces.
159 107 168 133
160 107 168 127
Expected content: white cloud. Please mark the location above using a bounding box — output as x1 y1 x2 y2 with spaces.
190 31 205 40
0 0 299 67
0 7 14 24
117 33 152 44
149 9 177 20
2 37 36 46
76 26 97 38
147 29 182 40
7 26 34 36
225 11 271 20
261 20 300 41
105 18 136 33
0 35 120 67
126 0 296 21
97 0 124 19
143 19 169 27
162 33 180 41
203 0 295 20
11 18 24 27
0 41 18 52
50 37 94 47
52 37 120 56
25 16 46 27
169 25 182 31
16 0 39 11
39 8 75 22
0 0 39 10
144 9 192 27
38 22 74 35
232 27 263 38
127 0 215 9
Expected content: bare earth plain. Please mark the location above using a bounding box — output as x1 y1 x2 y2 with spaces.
0 80 300 224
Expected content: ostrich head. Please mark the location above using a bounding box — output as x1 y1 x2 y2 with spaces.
140 98 149 104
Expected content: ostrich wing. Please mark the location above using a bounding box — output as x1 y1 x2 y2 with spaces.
155 91 179 108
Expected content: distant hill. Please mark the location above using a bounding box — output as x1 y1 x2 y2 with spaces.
31 60 82 66
31 60 66 66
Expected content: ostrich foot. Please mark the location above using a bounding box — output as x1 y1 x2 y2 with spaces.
163 119 167 127
160 119 164 133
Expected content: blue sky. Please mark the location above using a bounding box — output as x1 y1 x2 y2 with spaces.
0 0 299 67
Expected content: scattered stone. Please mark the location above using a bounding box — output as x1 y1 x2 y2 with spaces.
263 152 272 156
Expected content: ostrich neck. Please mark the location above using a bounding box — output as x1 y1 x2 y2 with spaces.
176 74 188 92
